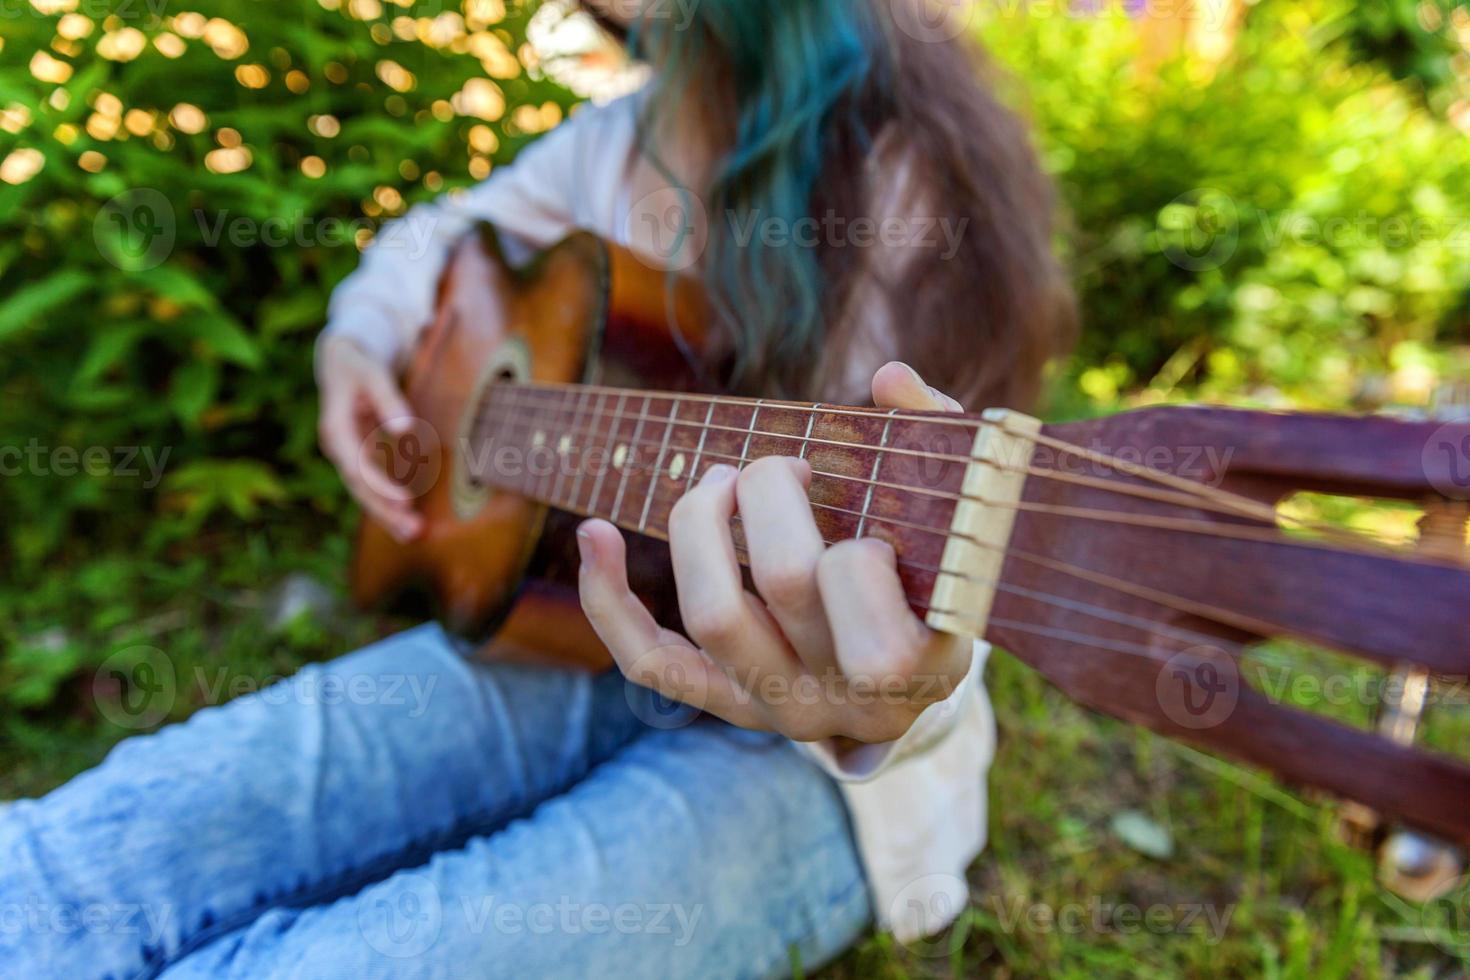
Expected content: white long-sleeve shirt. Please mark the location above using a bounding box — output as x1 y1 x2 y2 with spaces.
323 91 995 943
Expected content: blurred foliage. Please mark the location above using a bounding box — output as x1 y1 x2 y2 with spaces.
0 0 571 579
1332 0 1470 106
980 0 1470 415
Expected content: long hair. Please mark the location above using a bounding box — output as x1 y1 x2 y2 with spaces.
611 0 1076 411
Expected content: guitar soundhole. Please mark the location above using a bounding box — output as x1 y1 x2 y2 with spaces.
452 338 531 521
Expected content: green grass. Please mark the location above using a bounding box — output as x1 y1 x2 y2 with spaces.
2 520 1467 978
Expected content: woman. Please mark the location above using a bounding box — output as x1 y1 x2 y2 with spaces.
0 1 1073 976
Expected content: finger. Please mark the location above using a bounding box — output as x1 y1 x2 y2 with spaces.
668 465 793 674
363 368 415 435
577 520 756 728
323 408 422 541
872 361 964 414
817 538 972 699
735 456 838 675
349 397 434 534
347 469 423 542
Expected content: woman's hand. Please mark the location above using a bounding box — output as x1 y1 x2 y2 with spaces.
316 335 423 542
577 361 972 744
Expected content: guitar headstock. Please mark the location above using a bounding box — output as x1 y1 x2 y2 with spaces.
987 405 1470 857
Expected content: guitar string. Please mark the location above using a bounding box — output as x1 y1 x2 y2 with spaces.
487 379 1446 544
458 414 1461 677
545 479 1335 681
470 403 1450 566
476 385 1416 552
480 388 1443 555
478 391 1277 522
472 398 1339 551
451 392 1460 683
480 419 1421 667
533 460 1244 665
481 384 1273 521
696 525 1423 684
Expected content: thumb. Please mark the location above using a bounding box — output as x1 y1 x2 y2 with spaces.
872 361 964 414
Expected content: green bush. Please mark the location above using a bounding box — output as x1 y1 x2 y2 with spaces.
980 0 1470 412
0 0 572 574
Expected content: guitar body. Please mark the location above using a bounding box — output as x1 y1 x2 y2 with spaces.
350 225 704 668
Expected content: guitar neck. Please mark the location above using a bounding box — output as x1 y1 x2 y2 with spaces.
453 382 1470 851
463 381 1039 638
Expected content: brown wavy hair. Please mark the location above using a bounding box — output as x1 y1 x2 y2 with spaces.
588 0 1076 412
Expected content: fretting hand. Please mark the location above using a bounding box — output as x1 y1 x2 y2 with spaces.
576 362 974 744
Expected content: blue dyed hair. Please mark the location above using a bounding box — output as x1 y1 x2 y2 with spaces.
629 0 893 395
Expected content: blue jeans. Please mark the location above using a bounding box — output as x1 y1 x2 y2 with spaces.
0 624 870 979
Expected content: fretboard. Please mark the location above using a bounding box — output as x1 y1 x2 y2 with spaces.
463 382 995 621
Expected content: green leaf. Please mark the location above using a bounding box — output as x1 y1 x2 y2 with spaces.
168 359 219 427
0 271 91 342
163 460 289 524
76 322 150 384
257 291 326 338
175 312 264 369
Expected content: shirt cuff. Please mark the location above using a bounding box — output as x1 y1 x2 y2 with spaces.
802 640 990 783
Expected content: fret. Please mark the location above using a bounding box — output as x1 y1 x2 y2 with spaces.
495 389 528 492
587 393 624 516
856 409 899 540
639 398 681 533
798 405 820 460
570 392 607 510
610 396 652 524
543 388 573 503
738 400 764 471
688 400 716 486
532 389 571 503
552 388 591 508
459 383 980 633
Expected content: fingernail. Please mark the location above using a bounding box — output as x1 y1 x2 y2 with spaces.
902 363 925 387
865 537 897 562
928 386 961 411
576 525 596 564
701 464 736 484
386 415 413 434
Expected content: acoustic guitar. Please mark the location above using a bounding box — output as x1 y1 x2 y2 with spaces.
351 224 1470 881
